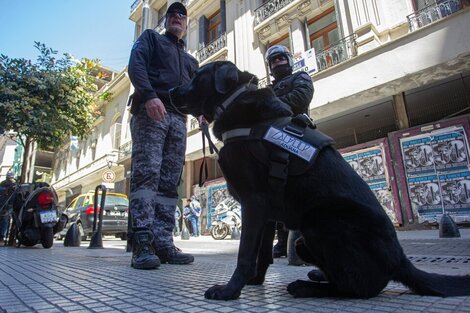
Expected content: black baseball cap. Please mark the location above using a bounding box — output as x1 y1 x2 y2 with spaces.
167 2 187 16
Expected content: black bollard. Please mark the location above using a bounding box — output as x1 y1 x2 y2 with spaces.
88 185 106 249
126 210 132 252
181 219 190 240
231 226 241 240
439 213 461 238
287 230 308 266
64 223 81 247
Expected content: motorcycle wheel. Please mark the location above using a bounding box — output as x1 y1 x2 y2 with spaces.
41 227 54 249
211 224 230 240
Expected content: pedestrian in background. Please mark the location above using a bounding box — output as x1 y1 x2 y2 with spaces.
173 205 181 236
189 196 201 237
0 171 15 245
183 199 193 236
127 2 198 269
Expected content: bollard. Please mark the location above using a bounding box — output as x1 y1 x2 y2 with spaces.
181 218 190 240
439 213 461 238
64 223 81 247
231 226 241 240
287 230 308 266
126 210 132 252
88 185 106 249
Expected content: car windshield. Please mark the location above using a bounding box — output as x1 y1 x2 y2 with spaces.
94 195 128 206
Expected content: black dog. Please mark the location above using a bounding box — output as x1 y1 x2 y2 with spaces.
170 61 470 300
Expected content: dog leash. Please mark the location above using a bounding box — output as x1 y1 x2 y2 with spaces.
198 122 219 187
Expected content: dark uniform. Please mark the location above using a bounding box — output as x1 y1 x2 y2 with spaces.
128 29 198 254
271 71 314 115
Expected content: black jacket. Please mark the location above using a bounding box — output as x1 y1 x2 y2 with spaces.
271 71 314 115
128 29 199 114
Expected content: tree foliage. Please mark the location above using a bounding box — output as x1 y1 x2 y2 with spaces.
0 42 103 150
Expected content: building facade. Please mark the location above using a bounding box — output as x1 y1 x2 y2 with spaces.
51 0 470 231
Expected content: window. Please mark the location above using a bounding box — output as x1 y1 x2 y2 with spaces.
111 120 122 150
308 7 339 53
207 10 222 43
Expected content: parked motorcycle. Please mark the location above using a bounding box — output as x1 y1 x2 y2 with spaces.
6 182 68 248
210 201 242 240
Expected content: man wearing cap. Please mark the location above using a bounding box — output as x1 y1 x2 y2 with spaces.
128 2 198 269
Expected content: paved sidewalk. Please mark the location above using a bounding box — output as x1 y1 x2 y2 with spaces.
0 229 469 313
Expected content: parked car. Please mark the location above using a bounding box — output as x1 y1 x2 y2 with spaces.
57 191 128 241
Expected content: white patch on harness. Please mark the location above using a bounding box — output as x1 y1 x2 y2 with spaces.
263 127 317 161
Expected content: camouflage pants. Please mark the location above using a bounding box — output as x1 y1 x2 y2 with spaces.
130 110 186 251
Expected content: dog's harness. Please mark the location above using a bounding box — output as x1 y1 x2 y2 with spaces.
214 78 258 120
221 114 335 209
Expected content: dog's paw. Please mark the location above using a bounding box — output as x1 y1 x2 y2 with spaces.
287 280 317 298
204 285 241 300
247 274 265 285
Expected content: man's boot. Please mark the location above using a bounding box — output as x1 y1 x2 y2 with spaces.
131 228 160 269
156 246 194 264
273 222 288 258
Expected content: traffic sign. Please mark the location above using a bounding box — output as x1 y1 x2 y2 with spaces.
102 169 116 183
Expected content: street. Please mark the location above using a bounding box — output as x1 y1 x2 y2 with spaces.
0 230 470 312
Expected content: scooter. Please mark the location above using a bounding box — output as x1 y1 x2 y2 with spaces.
7 182 68 248
210 201 242 240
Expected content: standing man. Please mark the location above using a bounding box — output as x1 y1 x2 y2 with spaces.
189 196 201 237
0 171 15 245
128 2 198 270
265 45 314 259
265 45 325 281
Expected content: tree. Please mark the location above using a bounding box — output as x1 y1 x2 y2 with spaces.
0 42 105 182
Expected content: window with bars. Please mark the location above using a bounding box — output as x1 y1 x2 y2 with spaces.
208 10 222 44
308 7 339 53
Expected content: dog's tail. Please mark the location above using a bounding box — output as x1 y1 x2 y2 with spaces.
394 257 470 297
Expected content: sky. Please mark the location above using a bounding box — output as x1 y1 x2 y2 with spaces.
0 0 136 71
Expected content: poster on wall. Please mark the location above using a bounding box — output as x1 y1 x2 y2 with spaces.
341 146 398 224
400 126 470 222
206 182 241 230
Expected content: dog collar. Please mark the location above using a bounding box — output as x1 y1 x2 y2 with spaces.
213 80 258 120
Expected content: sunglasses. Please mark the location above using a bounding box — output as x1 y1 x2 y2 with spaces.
270 55 287 63
167 12 187 19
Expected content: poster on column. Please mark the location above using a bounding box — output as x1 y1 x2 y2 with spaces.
341 146 398 224
400 126 470 223
206 182 241 230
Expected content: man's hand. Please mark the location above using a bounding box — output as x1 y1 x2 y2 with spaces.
145 98 167 121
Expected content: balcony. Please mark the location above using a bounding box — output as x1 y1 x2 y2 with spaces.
407 0 463 31
118 140 132 163
154 16 166 34
258 77 269 89
130 0 141 13
315 34 357 73
254 0 296 26
196 33 227 63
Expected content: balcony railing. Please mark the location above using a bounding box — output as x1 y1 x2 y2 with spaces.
258 76 269 89
316 33 357 72
118 140 132 163
407 0 463 31
130 0 141 12
196 33 227 63
254 0 296 26
154 16 166 34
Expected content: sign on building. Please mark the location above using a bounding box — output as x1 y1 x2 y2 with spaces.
292 48 318 75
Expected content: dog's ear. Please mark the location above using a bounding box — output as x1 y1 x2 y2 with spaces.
214 63 239 94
